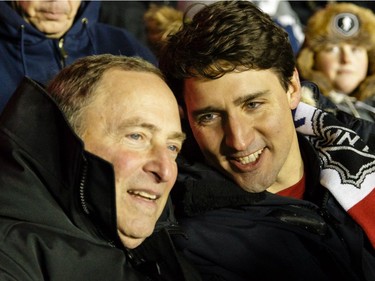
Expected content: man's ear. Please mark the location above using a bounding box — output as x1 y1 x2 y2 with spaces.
287 68 301 110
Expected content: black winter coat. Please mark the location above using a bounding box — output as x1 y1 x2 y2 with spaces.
172 135 375 281
0 78 201 281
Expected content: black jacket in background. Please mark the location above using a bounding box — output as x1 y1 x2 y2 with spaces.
0 77 201 281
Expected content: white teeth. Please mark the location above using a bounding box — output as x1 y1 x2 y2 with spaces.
128 190 157 200
236 149 263 164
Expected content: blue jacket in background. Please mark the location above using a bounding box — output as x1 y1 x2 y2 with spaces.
0 1 157 113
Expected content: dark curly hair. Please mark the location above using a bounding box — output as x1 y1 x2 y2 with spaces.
159 0 296 106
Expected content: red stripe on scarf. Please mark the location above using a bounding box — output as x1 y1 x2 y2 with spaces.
348 188 375 249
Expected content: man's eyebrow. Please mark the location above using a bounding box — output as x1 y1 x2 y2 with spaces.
115 118 186 142
233 90 269 106
170 131 187 143
191 90 270 117
113 118 153 132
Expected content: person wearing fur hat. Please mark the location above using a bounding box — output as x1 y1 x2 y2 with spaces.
297 2 375 122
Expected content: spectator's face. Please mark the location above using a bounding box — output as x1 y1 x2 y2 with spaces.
82 69 184 249
315 43 368 95
184 69 302 193
16 0 81 38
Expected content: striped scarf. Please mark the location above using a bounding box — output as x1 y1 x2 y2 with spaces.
294 102 375 248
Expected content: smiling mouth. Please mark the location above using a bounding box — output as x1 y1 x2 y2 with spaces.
128 190 159 201
234 148 263 165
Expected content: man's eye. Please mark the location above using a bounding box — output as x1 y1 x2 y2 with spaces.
245 101 260 109
168 145 180 153
197 113 217 124
128 133 142 140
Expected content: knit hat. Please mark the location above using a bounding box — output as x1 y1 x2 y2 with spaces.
297 3 375 101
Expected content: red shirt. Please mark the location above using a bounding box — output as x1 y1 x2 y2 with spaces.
277 174 306 199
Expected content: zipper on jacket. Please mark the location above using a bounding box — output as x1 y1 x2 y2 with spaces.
79 159 89 214
78 157 122 248
58 38 68 68
318 190 341 229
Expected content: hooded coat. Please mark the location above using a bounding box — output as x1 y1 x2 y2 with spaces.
0 1 157 113
0 77 201 281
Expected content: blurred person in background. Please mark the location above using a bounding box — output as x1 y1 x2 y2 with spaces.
144 4 186 58
297 2 375 122
0 0 156 113
177 0 304 54
99 1 177 48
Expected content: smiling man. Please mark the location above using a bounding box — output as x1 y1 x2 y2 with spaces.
77 66 185 250
0 54 203 281
160 1 375 281
184 69 303 194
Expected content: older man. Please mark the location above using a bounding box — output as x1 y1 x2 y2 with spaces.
0 54 201 281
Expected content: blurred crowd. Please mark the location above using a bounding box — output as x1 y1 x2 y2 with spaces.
100 0 375 122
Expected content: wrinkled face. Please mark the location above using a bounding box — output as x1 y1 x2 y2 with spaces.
315 43 368 94
184 69 303 193
16 0 81 38
82 69 184 249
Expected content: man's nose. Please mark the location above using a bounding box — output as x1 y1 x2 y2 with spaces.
144 145 176 183
224 117 253 151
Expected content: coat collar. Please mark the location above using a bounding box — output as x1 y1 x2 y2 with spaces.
0 77 120 245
